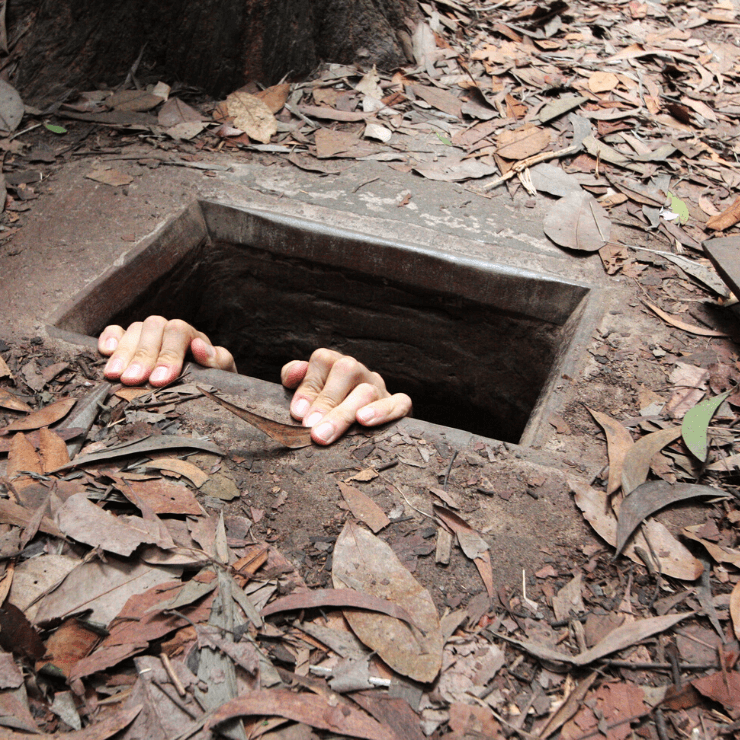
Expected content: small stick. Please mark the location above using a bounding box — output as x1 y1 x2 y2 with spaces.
483 144 578 190
160 653 187 697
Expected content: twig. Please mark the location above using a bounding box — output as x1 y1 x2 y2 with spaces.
483 144 578 190
443 449 458 489
151 678 199 719
160 653 187 697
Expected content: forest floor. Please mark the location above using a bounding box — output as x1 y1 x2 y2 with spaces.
1 1 740 739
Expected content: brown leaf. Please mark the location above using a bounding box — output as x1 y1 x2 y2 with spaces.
691 672 740 716
37 618 100 677
621 426 682 494
414 158 496 182
53 434 224 471
643 300 729 337
332 521 443 683
571 478 703 580
588 72 619 93
538 672 598 740
0 652 23 690
338 482 389 533
616 481 725 555
107 89 163 112
298 104 365 122
252 82 290 113
225 91 277 144
543 191 611 252
731 580 740 641
0 603 45 660
433 505 493 596
0 705 142 740
448 704 501 740
33 557 181 626
587 407 633 494
409 84 462 118
207 689 390 740
85 168 134 187
0 498 62 539
7 432 42 480
496 125 550 160
314 128 376 159
137 457 209 488
0 388 31 413
197 387 312 448
121 479 204 516
0 354 11 379
38 427 69 472
682 526 740 567
158 98 206 127
262 587 416 626
2 397 76 433
499 611 690 666
706 195 740 231
55 493 169 556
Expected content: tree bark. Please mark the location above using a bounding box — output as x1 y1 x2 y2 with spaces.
9 0 417 104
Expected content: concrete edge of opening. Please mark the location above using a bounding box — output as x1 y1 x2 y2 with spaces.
46 197 609 455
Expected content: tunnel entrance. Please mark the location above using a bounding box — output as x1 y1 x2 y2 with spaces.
50 200 592 443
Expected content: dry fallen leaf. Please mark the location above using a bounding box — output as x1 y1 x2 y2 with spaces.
496 125 550 160
0 354 11 379
7 432 42 481
338 482 389 533
198 387 312 448
731 580 740 641
86 168 134 187
38 427 69 472
643 300 729 338
621 426 682 494
2 397 76 433
254 82 291 114
157 98 207 127
207 689 389 740
226 91 277 144
138 458 209 488
587 407 633 494
261 587 416 626
332 521 443 683
409 84 462 118
571 478 703 580
588 71 619 93
615 481 724 555
0 388 28 413
706 195 740 231
543 191 611 252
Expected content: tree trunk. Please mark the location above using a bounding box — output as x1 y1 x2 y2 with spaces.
9 0 417 104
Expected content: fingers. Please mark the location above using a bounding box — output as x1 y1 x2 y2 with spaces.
101 317 236 387
356 393 413 427
283 348 410 445
280 360 309 390
98 325 125 356
310 382 382 445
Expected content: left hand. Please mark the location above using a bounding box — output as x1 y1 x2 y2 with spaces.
281 348 412 445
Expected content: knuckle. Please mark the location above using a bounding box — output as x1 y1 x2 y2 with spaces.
310 347 336 365
166 318 190 333
143 315 168 330
333 356 362 377
126 321 143 332
370 371 387 392
356 382 380 401
156 349 182 364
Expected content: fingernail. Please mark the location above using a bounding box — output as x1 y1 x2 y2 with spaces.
104 337 118 351
304 411 324 428
357 407 376 424
292 398 309 418
150 366 168 384
120 363 143 382
105 359 123 376
313 421 335 444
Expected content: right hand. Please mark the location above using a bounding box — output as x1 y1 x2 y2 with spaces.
98 316 236 387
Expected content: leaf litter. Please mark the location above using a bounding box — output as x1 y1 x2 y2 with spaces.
5 0 740 736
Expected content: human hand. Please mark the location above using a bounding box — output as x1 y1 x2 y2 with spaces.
281 348 412 446
98 316 237 387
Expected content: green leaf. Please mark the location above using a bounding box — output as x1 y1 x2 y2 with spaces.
667 191 689 225
682 390 731 462
435 132 452 146
44 123 67 135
